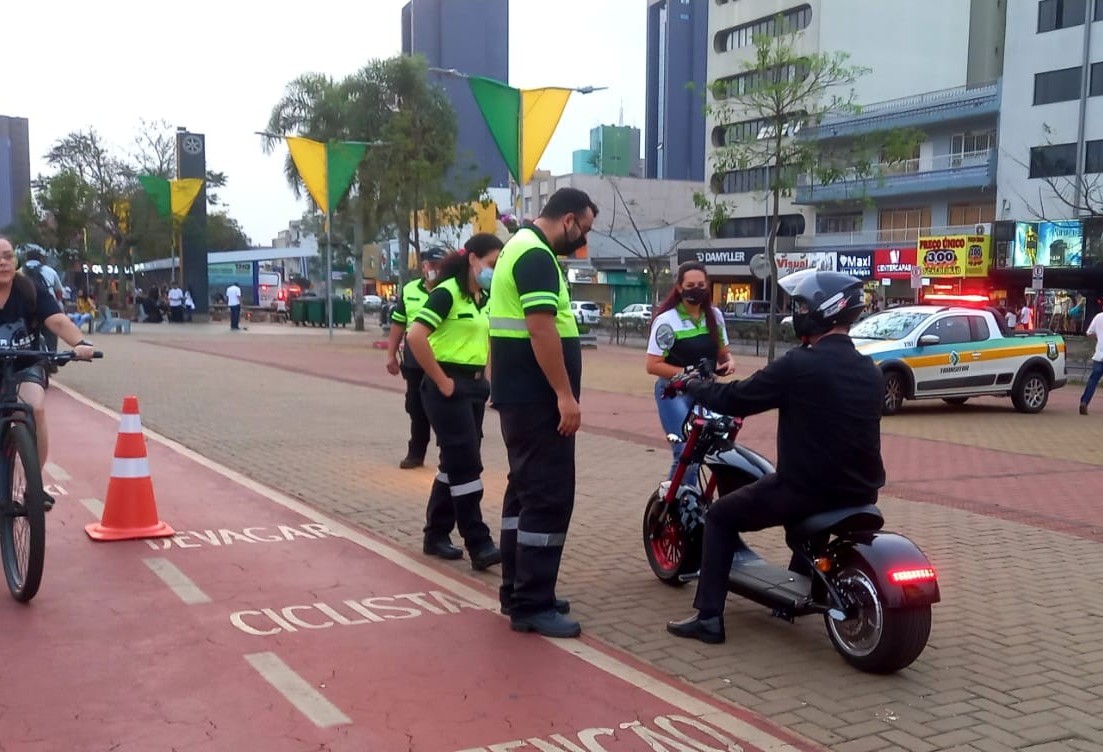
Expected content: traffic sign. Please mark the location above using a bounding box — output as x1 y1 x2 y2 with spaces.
909 265 923 290
1032 264 1044 290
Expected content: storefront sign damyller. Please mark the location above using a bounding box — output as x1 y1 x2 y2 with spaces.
917 235 990 278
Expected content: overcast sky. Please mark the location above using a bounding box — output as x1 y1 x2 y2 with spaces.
2 0 646 246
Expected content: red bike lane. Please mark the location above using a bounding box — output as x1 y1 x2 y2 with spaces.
0 390 817 752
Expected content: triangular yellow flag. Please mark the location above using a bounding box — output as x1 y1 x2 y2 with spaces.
521 88 573 184
286 136 330 213
170 179 204 220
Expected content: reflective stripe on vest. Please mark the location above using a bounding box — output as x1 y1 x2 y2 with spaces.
416 277 489 366
487 227 579 340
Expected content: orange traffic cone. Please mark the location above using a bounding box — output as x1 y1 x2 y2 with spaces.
85 396 175 541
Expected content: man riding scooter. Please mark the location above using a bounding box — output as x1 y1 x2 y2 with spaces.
666 269 886 644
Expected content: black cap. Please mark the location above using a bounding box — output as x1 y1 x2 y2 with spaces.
419 246 448 262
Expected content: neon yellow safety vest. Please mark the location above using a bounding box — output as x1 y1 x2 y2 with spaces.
413 277 489 366
392 278 429 326
488 228 578 340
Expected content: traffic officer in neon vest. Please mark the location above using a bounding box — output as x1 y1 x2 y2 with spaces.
489 187 598 639
386 246 448 469
404 233 504 569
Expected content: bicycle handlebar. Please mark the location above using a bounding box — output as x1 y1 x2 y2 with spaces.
0 349 104 363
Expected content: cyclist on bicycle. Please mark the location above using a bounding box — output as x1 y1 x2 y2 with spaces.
0 237 96 509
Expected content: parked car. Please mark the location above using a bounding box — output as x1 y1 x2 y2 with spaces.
614 303 653 323
362 294 383 311
723 300 785 322
570 300 601 326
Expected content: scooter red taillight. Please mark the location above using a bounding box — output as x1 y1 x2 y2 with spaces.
889 567 937 584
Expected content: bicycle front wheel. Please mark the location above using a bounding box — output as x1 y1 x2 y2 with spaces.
0 423 45 602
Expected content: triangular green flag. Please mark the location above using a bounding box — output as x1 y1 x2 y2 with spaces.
137 175 172 218
325 141 367 212
467 76 521 184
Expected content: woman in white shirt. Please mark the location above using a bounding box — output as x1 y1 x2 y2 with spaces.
645 261 735 480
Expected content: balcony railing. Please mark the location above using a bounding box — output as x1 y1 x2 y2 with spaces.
801 223 994 249
800 80 1000 138
795 148 996 204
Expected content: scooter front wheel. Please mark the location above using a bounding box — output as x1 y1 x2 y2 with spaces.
642 491 702 587
824 565 932 673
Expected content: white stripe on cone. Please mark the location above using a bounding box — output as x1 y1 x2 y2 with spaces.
111 457 151 479
118 414 143 433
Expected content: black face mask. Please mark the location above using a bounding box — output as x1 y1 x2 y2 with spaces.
560 233 588 256
681 288 708 306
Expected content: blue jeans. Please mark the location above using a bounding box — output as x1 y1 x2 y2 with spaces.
1082 360 1103 405
655 379 696 482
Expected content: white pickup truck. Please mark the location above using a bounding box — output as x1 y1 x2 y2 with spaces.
850 305 1068 414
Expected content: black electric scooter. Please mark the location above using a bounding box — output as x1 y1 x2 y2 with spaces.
643 364 940 673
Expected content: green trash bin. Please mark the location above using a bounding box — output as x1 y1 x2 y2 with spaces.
305 298 326 326
331 297 352 327
289 298 308 326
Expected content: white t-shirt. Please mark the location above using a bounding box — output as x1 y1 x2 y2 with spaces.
1087 312 1103 362
226 284 242 306
1019 306 1033 328
167 287 184 306
1004 311 1017 330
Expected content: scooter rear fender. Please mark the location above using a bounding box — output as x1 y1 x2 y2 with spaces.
830 531 941 608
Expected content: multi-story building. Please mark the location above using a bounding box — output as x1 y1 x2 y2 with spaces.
0 115 31 232
402 0 510 187
522 171 705 312
690 0 1007 305
645 0 708 181
996 0 1103 308
572 124 643 178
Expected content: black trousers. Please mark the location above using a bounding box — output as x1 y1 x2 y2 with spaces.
400 365 431 459
229 305 241 330
421 373 493 551
498 401 575 617
693 473 822 617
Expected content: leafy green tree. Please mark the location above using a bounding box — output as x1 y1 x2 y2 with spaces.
698 25 921 361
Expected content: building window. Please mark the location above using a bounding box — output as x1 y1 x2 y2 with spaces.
712 113 806 146
816 212 863 234
716 214 806 239
1029 142 1077 177
1038 0 1088 32
878 207 931 243
1085 139 1103 173
948 203 997 226
713 62 809 100
1034 66 1082 105
950 130 997 166
715 6 813 53
712 166 798 195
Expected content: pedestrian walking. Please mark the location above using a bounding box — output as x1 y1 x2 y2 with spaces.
488 187 597 639
184 286 196 322
1080 305 1103 415
226 282 243 330
404 233 503 569
386 247 447 469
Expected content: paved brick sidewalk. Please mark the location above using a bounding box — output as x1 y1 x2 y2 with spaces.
54 325 1103 751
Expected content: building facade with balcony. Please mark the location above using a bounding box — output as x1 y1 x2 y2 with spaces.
994 0 1103 321
703 0 1007 259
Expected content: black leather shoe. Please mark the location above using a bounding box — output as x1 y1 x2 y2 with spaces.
500 598 570 616
666 614 725 644
470 544 502 571
422 538 463 560
399 455 424 469
41 491 55 513
511 609 581 638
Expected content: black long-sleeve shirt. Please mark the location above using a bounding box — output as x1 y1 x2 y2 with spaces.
690 334 886 505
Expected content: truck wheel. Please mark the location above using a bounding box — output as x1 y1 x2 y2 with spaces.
1012 370 1049 413
882 371 906 415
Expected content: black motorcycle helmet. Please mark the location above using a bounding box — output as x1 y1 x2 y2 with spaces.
778 268 865 338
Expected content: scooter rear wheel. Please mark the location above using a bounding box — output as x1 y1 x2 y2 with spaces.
824 564 932 673
642 491 702 586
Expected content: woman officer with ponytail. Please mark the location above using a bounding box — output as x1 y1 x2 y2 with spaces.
405 233 504 570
